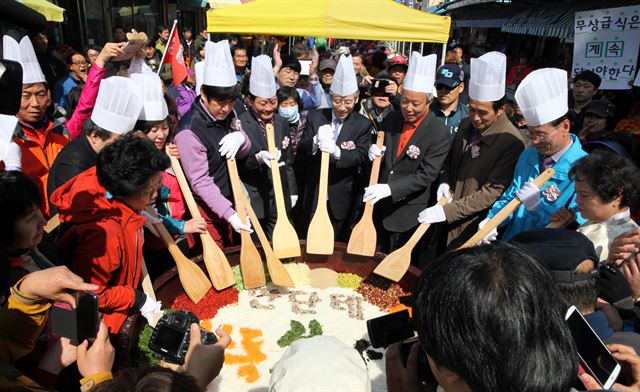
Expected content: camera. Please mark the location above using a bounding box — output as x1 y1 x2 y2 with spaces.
148 310 217 365
370 78 390 97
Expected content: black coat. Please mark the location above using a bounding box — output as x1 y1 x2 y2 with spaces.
237 111 297 220
47 135 97 203
297 108 371 221
378 110 451 233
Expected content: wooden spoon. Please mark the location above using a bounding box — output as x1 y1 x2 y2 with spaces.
167 154 235 290
44 213 60 234
143 207 211 303
266 123 301 258
306 150 334 255
373 196 449 282
226 158 266 289
458 167 556 249
347 130 385 257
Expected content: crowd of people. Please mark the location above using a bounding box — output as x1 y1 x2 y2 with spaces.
2 23 640 392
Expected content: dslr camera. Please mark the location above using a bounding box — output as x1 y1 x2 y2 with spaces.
148 310 217 365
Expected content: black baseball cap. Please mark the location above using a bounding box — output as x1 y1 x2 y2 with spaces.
584 99 616 119
435 64 464 88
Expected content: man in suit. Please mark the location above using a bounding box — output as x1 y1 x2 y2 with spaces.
365 53 451 263
297 55 371 241
418 52 525 250
238 55 297 238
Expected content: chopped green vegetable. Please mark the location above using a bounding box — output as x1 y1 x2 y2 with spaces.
276 319 323 347
308 319 323 337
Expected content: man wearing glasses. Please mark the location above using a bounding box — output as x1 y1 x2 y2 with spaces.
53 52 88 109
479 68 587 243
430 64 468 137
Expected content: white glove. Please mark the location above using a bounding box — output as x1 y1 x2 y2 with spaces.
368 144 386 161
436 183 451 202
256 150 283 168
291 195 298 208
0 140 21 171
317 124 334 142
141 209 162 237
319 139 341 160
219 131 246 159
140 296 163 327
418 205 446 224
362 183 391 205
477 218 498 245
228 212 253 233
516 180 541 211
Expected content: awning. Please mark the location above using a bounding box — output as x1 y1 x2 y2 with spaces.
16 0 64 23
207 0 254 9
207 0 452 43
502 0 639 39
452 5 524 28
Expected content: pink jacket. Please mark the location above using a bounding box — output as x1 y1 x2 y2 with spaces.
67 63 106 139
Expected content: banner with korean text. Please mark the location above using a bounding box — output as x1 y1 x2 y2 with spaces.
573 5 640 90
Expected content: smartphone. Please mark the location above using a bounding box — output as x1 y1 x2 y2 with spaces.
299 60 311 76
367 309 414 348
51 291 99 344
370 79 390 97
565 306 620 389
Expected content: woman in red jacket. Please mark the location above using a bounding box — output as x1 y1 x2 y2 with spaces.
51 135 169 334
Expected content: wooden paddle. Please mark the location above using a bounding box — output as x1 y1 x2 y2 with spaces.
44 213 60 234
459 167 556 249
226 157 266 289
143 207 211 303
266 123 301 258
306 148 334 255
546 208 575 229
167 154 235 291
139 258 162 327
347 130 385 256
373 196 450 282
240 183 295 287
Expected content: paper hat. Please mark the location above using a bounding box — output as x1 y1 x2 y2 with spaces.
249 55 277 99
330 55 358 97
203 40 236 87
131 73 168 121
194 61 204 93
91 77 143 135
515 68 568 126
2 35 46 84
0 114 18 144
403 52 437 94
269 336 371 392
469 51 506 102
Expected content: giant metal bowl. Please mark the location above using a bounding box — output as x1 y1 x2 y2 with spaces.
117 241 421 368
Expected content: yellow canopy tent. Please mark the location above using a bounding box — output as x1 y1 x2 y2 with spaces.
206 0 451 43
17 0 65 23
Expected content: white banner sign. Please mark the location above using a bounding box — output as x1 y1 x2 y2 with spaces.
573 5 640 90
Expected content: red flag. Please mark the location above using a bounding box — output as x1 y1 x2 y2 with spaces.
162 27 188 85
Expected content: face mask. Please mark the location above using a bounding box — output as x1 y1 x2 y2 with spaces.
278 106 300 124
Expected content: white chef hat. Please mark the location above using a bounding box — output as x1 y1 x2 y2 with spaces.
403 52 437 94
330 55 358 97
203 40 237 87
194 61 204 94
469 51 506 102
91 77 143 135
2 35 46 84
269 336 371 392
515 68 568 126
249 55 277 99
131 73 168 121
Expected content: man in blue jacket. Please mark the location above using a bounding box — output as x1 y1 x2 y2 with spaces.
480 68 587 242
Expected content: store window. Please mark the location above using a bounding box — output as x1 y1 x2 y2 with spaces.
111 0 162 39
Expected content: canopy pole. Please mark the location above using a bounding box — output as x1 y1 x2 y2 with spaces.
440 42 446 66
420 42 424 55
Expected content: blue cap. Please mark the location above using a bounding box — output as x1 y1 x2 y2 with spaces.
435 64 464 88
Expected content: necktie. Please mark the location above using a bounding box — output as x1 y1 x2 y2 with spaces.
540 156 555 171
332 119 342 141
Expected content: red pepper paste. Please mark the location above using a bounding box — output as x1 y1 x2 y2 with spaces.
170 287 239 320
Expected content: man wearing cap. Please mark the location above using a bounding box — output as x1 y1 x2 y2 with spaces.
297 55 371 240
570 70 601 134
364 53 451 259
480 68 588 242
237 55 297 238
430 64 468 136
316 58 336 109
419 52 525 250
175 40 253 247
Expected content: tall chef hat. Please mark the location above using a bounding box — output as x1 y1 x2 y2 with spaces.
2 35 46 84
249 55 277 99
131 73 169 121
515 68 568 127
203 40 237 87
194 61 204 93
469 51 506 102
330 55 358 97
403 52 437 94
90 77 143 135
